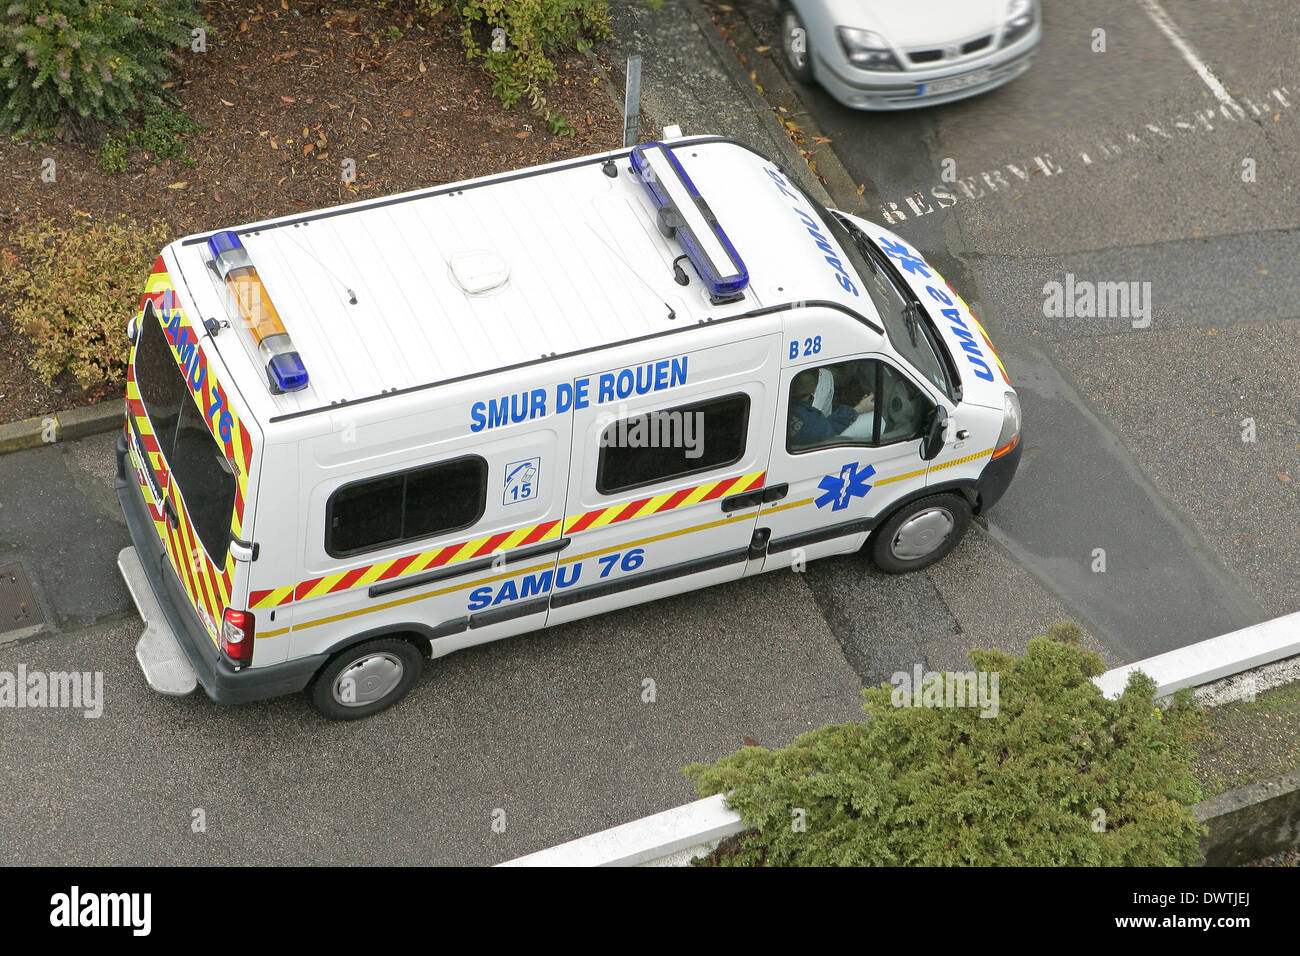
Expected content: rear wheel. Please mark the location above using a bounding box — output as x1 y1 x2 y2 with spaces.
781 7 815 83
309 637 423 720
869 494 971 573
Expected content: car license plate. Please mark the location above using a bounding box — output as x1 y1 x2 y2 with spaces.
919 69 993 96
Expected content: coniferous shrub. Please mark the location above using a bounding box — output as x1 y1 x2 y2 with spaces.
687 624 1207 866
0 1 205 137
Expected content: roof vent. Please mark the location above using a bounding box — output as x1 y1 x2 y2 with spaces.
449 249 509 295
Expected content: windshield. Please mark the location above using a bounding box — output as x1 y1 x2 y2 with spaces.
824 210 955 398
135 304 237 562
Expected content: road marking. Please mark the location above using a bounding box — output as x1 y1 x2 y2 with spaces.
1136 0 1243 116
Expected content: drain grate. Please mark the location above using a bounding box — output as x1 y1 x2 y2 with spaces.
0 563 44 636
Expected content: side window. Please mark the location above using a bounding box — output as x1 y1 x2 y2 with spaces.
787 359 930 453
877 362 930 445
597 393 749 495
326 456 488 557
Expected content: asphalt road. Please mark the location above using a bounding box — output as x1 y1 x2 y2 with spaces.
735 0 1298 657
1 0 1294 867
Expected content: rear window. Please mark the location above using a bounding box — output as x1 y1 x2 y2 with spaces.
134 304 237 562
326 456 488 557
597 393 749 495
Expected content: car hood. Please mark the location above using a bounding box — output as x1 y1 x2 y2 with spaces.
821 0 1010 48
842 214 1012 410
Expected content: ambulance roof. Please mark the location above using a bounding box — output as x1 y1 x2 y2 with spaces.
169 135 882 423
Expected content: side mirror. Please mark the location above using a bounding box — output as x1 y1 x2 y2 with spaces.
920 405 948 461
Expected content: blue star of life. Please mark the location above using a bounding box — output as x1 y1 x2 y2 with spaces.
815 462 875 511
878 238 932 278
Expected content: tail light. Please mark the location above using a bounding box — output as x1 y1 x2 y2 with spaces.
221 608 255 667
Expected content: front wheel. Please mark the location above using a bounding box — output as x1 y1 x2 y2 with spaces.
781 8 815 83
309 637 424 720
869 493 972 573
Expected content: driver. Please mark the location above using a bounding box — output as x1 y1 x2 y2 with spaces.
789 367 875 449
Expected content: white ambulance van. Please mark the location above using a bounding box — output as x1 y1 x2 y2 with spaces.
115 131 1022 719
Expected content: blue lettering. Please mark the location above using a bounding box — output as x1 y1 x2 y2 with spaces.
555 563 582 588
555 383 573 414
467 586 493 610
486 398 509 430
616 369 634 399
653 360 668 390
470 401 487 432
520 570 554 600
530 388 546 420
927 285 952 306
598 373 615 404
574 378 590 409
492 580 519 606
670 357 687 388
969 358 996 382
636 364 653 395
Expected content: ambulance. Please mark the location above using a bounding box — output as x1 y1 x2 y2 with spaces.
115 130 1022 719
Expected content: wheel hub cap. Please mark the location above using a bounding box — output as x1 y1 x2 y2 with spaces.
334 653 404 706
892 508 954 559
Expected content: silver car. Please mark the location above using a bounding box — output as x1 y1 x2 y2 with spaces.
772 0 1040 109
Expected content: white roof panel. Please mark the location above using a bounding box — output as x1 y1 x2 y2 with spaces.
168 137 873 423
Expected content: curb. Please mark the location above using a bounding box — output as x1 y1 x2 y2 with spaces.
0 398 123 455
693 1 867 212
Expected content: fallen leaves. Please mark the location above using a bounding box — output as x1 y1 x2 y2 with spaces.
166 182 187 190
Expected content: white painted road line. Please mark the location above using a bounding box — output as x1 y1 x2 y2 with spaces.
1137 0 1244 116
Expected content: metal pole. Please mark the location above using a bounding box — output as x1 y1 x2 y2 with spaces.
623 55 643 148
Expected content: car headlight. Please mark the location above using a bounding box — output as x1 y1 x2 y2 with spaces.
1002 0 1037 46
837 27 902 71
993 391 1021 459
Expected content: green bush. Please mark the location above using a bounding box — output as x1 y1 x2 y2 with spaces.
414 0 613 134
0 1 206 138
686 624 1207 866
96 104 201 172
0 216 167 390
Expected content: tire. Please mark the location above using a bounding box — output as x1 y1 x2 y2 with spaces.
781 7 815 84
308 637 424 720
869 493 972 574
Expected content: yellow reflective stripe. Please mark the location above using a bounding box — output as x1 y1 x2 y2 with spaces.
761 497 815 516
258 627 291 639
292 560 557 632
931 447 993 471
874 466 927 487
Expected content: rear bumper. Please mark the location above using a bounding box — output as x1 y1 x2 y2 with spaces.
115 430 325 705
975 434 1023 514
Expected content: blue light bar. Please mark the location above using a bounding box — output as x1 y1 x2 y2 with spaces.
630 142 749 300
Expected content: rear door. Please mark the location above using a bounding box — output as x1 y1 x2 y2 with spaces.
547 336 779 627
125 258 260 648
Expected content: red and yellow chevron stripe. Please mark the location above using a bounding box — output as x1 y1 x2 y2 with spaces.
249 470 767 610
125 257 256 644
562 470 765 534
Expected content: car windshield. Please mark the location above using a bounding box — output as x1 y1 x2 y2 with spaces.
823 210 955 398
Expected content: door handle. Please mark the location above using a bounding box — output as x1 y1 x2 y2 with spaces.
721 489 764 513
163 497 179 529
762 483 788 504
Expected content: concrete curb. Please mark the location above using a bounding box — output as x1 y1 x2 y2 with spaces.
696 1 867 212
0 398 123 455
1195 770 1300 867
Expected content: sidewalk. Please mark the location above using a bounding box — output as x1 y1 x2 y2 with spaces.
602 0 832 205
